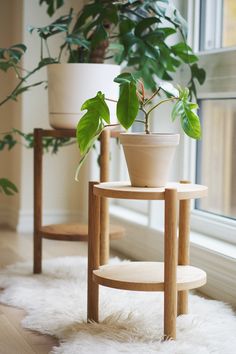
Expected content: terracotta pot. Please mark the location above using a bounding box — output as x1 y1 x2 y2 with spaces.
119 133 180 187
47 63 120 129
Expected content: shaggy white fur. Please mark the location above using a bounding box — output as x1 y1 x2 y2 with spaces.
0 256 236 354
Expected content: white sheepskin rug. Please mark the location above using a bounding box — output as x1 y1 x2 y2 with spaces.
0 256 236 354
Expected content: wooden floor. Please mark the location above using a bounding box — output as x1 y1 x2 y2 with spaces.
0 228 111 354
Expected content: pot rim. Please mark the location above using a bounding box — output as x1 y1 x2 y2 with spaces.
119 132 180 147
119 132 180 136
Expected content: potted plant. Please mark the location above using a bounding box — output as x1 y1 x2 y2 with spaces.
75 72 201 187
31 0 205 129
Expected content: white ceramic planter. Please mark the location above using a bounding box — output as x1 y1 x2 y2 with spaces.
47 63 120 129
119 133 180 187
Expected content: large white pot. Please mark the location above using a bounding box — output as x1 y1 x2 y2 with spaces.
47 63 120 129
119 133 180 187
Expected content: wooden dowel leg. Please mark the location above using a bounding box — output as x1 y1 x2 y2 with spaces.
164 188 178 340
178 181 191 315
33 129 43 274
100 129 110 265
87 182 100 322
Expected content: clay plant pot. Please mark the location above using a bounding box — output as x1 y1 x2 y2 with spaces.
47 63 120 129
119 133 180 187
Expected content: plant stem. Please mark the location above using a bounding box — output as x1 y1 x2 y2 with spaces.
143 87 161 107
0 62 47 107
140 106 150 134
146 97 178 117
135 119 145 124
105 97 118 103
104 123 120 128
45 39 51 58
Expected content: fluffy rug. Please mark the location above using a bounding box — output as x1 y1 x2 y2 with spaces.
0 256 236 354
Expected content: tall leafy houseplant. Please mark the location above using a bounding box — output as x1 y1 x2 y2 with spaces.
75 73 201 186
0 44 75 195
36 0 205 96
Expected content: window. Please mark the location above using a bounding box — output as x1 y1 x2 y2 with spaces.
188 0 236 244
196 99 236 221
199 0 236 50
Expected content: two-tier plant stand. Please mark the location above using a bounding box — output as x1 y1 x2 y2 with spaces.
87 181 208 340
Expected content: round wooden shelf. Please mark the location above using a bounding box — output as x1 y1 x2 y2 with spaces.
40 223 125 241
93 262 207 291
94 181 208 200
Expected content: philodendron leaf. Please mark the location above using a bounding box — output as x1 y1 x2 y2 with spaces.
116 81 139 130
76 110 101 155
159 81 179 98
114 72 136 84
172 99 201 139
0 178 18 195
81 91 110 124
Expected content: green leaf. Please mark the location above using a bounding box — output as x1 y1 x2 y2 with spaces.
66 34 90 49
116 81 139 129
181 107 201 139
171 100 183 121
73 3 102 30
76 111 101 155
11 81 45 100
91 25 108 49
0 178 18 196
119 19 136 35
159 82 179 97
171 98 201 139
103 4 119 25
114 72 136 84
190 63 206 85
171 42 198 63
134 18 160 37
81 91 110 124
29 13 72 39
39 0 64 17
0 43 27 71
38 57 58 68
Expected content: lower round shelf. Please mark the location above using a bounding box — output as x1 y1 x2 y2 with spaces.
93 262 207 291
40 223 125 241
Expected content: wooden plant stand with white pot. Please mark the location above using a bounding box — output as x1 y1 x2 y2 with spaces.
87 181 208 340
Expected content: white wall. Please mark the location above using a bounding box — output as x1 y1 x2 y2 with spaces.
0 0 90 231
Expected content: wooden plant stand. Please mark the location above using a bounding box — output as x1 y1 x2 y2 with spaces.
87 181 208 340
33 128 124 274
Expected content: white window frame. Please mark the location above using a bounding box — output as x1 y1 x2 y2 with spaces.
185 0 236 245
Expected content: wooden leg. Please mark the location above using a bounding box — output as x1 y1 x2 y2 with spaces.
100 197 109 265
100 129 110 265
87 182 100 322
33 129 43 274
178 193 191 315
164 188 178 340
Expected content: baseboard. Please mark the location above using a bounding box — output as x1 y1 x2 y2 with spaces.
0 206 18 229
110 214 236 307
0 207 86 233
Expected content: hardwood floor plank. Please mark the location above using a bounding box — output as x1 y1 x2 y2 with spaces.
0 314 36 354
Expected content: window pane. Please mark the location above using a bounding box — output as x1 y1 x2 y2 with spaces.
222 0 236 47
196 99 236 220
200 0 236 51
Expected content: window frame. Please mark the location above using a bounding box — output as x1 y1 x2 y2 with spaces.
186 0 236 245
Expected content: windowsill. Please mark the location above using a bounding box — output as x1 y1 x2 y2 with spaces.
190 231 236 260
110 205 236 260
